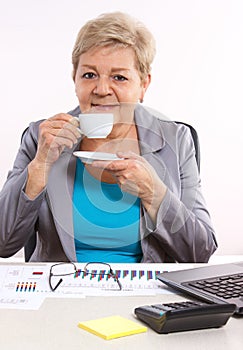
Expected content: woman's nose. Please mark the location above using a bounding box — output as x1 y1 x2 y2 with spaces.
92 76 113 96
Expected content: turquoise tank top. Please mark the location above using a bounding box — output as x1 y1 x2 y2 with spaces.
73 159 142 262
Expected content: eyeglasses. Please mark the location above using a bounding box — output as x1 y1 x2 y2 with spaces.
49 262 122 291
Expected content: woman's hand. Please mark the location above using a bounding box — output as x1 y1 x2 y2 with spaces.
91 151 167 223
26 114 81 199
35 114 81 166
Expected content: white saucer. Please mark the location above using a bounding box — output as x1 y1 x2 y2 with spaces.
73 151 123 164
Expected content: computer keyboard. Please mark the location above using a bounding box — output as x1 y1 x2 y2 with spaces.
185 273 243 300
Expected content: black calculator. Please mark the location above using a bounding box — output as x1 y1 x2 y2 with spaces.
134 300 236 334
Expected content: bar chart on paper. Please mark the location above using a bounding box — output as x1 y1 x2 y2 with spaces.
0 263 179 297
71 265 167 295
0 263 184 310
0 265 49 310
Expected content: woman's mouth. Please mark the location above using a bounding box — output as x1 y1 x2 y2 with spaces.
91 104 120 112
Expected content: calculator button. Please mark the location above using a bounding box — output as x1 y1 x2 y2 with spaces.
152 304 172 312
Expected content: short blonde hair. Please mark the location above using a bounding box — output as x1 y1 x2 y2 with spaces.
72 12 156 82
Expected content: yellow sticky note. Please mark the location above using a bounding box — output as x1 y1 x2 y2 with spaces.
78 315 147 340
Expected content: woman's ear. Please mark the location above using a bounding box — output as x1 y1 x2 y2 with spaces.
140 74 151 103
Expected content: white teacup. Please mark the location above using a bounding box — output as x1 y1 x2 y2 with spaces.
79 113 113 138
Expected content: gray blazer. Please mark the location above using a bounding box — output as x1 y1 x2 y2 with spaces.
0 105 217 262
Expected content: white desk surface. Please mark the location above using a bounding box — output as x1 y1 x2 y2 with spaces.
0 256 242 350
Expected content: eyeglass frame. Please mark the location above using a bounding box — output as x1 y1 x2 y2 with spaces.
49 261 122 292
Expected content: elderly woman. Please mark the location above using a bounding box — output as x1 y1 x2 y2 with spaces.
0 12 217 262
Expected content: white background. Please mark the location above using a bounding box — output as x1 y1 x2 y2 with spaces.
0 0 242 256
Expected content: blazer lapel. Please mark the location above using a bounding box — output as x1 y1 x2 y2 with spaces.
135 105 167 181
47 146 78 261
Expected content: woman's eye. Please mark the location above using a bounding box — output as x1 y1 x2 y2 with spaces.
113 75 127 81
82 72 96 79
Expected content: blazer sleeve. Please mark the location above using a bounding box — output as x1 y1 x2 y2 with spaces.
0 121 45 257
141 124 217 263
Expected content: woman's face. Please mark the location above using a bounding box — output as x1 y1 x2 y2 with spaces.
74 46 150 116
